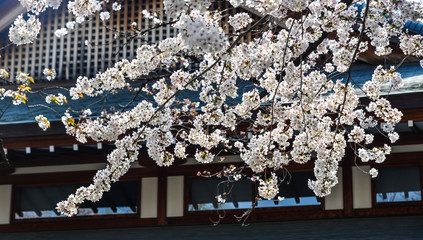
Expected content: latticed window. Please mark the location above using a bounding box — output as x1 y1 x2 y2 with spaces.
0 0 173 84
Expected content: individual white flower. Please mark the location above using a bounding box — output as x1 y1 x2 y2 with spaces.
76 16 85 23
43 68 56 80
35 115 50 131
364 134 374 145
358 148 370 162
0 69 9 79
112 2 121 11
194 150 215 163
85 40 92 48
83 109 92 116
388 132 399 143
216 194 226 203
348 126 365 143
142 9 151 18
66 21 76 30
369 168 378 178
55 28 68 38
99 11 110 21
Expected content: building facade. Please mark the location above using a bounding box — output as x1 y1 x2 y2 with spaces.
0 0 422 232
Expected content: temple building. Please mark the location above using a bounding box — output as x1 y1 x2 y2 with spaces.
0 0 422 235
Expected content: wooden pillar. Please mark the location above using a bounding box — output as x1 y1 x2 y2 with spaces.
157 167 167 225
342 152 353 217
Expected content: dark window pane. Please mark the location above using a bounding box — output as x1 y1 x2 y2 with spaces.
376 167 421 203
15 185 74 219
79 181 138 215
189 177 252 211
15 181 138 219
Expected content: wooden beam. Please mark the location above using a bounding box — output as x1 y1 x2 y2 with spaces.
342 151 353 217
3 135 80 149
401 108 423 122
0 218 157 232
7 147 109 167
0 168 156 185
157 168 167 225
372 132 423 146
408 120 422 134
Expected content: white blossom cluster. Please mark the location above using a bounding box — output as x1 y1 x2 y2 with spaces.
19 0 61 15
258 173 279 200
45 93 67 105
166 0 211 19
35 114 50 131
69 44 163 99
228 13 252 31
363 65 403 99
15 71 34 84
176 11 227 54
61 99 155 143
163 0 187 19
358 144 392 164
9 15 41 45
142 10 162 25
68 0 102 21
146 128 175 166
57 132 141 216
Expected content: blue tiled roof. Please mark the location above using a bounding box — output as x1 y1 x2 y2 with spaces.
348 62 423 86
405 20 423 35
0 88 142 124
0 62 421 124
0 79 255 124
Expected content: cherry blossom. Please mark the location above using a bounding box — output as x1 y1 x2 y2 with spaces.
9 14 41 45
5 0 423 217
35 115 50 131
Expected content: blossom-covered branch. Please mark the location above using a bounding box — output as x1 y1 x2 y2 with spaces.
1 0 422 217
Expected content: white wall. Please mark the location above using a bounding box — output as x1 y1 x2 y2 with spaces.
325 167 344 210
0 184 12 224
352 166 372 209
12 163 108 175
166 176 184 217
391 144 423 153
140 177 158 218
